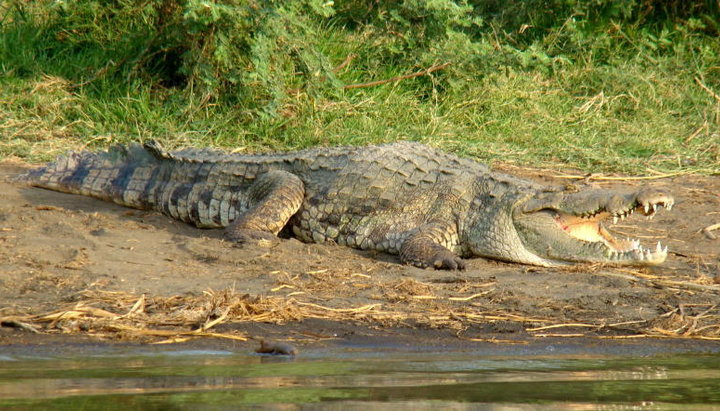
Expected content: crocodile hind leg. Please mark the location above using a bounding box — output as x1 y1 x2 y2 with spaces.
225 170 305 244
399 223 466 270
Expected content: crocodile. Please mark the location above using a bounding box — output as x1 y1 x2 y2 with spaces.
17 141 674 269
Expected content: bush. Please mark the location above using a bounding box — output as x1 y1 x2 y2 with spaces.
1 0 718 173
3 0 717 112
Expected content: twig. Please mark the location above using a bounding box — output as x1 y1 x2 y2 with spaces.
693 324 720 333
532 333 587 338
553 172 684 181
333 54 357 73
701 222 720 240
607 320 647 327
599 334 720 341
343 62 451 90
598 334 652 339
695 77 720 103
70 58 128 90
453 311 551 323
685 121 708 143
295 302 381 312
526 323 598 332
593 270 647 283
461 337 530 344
200 307 231 331
692 304 718 320
121 294 145 318
411 295 438 300
108 324 248 342
653 279 720 293
0 319 41 334
594 270 720 293
448 291 493 301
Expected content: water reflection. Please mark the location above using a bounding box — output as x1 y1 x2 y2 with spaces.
0 351 719 408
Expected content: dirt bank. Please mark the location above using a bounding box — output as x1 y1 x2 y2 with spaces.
1 162 718 348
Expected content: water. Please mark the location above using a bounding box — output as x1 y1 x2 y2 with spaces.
1 343 720 410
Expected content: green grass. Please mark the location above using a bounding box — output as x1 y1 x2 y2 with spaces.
1 1 718 175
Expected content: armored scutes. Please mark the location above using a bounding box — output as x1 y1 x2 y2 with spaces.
18 141 674 269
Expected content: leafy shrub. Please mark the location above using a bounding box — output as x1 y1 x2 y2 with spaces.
1 0 717 169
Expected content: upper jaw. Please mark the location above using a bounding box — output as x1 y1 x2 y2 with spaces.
521 187 675 266
602 189 674 223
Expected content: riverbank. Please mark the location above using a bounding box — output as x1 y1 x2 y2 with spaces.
2 162 718 347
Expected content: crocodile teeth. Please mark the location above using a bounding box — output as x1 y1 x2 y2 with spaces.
605 241 666 264
639 198 674 217
613 216 619 224
639 242 667 263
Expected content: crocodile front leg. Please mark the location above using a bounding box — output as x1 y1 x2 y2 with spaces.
399 223 465 270
225 170 304 243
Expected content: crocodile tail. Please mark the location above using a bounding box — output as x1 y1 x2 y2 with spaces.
18 142 164 207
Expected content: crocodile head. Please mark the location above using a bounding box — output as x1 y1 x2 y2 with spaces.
466 187 674 266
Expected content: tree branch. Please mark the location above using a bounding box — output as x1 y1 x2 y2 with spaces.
343 62 451 90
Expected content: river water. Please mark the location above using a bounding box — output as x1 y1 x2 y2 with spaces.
1 341 719 410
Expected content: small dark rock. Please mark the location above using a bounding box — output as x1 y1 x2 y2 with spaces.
256 340 298 356
89 228 108 237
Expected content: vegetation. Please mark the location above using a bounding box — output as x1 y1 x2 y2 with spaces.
1 0 718 173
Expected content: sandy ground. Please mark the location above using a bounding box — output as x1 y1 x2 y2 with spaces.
1 161 719 349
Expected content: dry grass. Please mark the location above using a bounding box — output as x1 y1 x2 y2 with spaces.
2 268 719 343
0 75 95 161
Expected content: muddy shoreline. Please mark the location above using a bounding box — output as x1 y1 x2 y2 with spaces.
1 162 719 349
4 318 720 359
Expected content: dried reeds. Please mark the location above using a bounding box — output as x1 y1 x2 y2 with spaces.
2 265 719 343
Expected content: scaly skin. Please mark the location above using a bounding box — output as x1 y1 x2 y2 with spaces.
17 141 674 269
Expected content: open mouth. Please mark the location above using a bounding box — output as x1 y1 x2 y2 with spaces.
554 197 674 264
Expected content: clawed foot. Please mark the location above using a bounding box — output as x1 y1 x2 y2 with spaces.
435 254 466 270
404 250 466 270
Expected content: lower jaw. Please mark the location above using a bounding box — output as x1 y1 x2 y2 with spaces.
571 225 667 264
544 243 667 266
